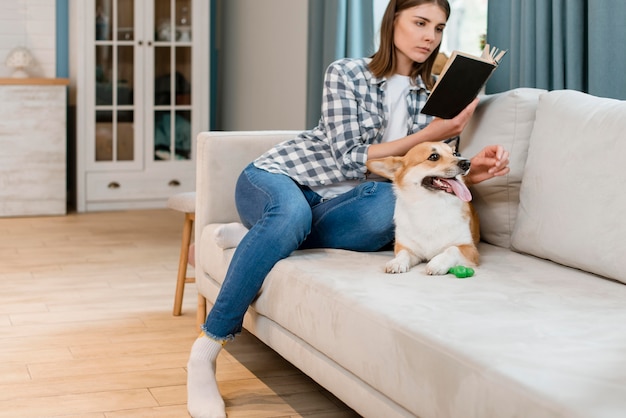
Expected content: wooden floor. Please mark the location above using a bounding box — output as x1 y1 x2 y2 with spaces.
0 209 360 418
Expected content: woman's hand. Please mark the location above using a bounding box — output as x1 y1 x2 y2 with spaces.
425 97 479 140
467 145 510 185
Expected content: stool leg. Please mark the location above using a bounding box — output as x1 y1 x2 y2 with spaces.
173 213 193 316
196 293 207 332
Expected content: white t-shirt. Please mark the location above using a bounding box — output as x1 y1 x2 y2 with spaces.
382 74 411 144
311 74 411 200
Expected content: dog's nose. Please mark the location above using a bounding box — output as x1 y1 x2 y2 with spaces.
458 159 471 171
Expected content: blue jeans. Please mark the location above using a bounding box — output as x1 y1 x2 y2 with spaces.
202 163 395 340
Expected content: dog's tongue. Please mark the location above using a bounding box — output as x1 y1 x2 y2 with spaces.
442 178 472 202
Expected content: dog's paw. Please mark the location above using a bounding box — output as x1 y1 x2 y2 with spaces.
385 259 410 274
425 256 453 276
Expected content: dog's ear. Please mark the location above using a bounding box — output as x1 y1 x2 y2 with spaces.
366 157 403 180
443 136 460 154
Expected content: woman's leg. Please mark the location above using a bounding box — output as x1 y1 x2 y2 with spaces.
300 181 396 251
203 164 313 339
188 164 312 418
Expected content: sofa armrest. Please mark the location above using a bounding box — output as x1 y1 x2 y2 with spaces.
195 130 299 235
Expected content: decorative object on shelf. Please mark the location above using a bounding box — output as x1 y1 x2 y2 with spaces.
177 6 192 42
157 20 173 41
5 46 34 78
95 7 109 40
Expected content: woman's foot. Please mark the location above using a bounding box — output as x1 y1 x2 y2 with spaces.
214 222 248 249
187 334 226 418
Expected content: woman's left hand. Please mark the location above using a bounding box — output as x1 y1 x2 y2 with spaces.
467 145 510 185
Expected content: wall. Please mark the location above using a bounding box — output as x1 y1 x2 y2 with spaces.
216 0 309 131
0 0 56 78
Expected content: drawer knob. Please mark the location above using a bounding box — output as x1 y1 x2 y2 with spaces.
169 179 181 187
107 181 120 189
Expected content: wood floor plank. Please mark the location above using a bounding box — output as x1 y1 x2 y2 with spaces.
27 350 191 380
0 301 48 315
104 404 190 418
0 369 186 403
0 345 74 365
0 389 158 418
0 318 148 340
0 362 31 384
0 209 359 417
68 336 196 360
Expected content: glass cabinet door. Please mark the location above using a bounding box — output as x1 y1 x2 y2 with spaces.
77 0 207 211
94 0 137 164
153 0 193 161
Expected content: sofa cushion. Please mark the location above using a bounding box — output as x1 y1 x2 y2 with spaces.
199 224 626 418
460 88 545 249
511 90 626 284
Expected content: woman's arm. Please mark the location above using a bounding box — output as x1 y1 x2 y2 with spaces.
367 98 479 160
319 61 377 177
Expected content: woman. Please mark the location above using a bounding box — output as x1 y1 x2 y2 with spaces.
188 1 509 416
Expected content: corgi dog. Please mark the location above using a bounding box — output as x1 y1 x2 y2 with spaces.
366 141 480 275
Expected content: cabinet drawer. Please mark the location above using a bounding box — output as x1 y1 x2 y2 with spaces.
86 171 194 202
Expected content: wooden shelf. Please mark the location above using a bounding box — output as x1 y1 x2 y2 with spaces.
0 78 69 86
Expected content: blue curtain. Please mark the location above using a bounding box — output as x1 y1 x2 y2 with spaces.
210 0 218 130
486 0 626 100
306 0 375 128
56 0 69 78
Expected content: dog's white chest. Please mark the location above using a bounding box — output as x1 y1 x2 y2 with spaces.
394 192 471 260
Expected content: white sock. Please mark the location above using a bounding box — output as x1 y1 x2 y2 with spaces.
214 222 248 249
187 334 226 418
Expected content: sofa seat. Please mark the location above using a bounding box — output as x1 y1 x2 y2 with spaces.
199 224 626 418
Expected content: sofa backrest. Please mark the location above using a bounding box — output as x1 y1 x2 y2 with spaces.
510 90 626 285
460 88 546 249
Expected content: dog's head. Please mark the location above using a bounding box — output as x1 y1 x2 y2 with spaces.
366 141 472 202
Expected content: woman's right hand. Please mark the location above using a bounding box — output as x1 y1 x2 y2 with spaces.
424 97 479 140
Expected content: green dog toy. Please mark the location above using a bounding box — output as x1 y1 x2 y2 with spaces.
448 265 475 278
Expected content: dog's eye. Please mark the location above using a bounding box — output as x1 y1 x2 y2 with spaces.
428 153 440 161
453 152 461 157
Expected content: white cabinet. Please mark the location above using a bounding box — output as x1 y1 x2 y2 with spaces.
76 0 209 212
0 79 68 217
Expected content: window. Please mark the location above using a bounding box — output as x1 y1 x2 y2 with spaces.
441 0 488 56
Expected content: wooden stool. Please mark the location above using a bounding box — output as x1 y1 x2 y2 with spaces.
167 192 196 316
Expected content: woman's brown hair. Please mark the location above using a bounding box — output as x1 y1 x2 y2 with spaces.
369 0 450 90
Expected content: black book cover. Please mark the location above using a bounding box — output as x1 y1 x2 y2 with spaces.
421 54 497 119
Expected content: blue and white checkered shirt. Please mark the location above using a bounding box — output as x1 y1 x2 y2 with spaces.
254 58 433 187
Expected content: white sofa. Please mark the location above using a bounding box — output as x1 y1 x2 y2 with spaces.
194 88 626 418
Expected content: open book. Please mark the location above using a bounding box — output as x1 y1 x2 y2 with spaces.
421 44 507 119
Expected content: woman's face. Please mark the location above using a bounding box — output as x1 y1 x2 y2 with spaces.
393 3 447 75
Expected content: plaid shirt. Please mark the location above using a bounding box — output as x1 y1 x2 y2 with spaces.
254 58 433 187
